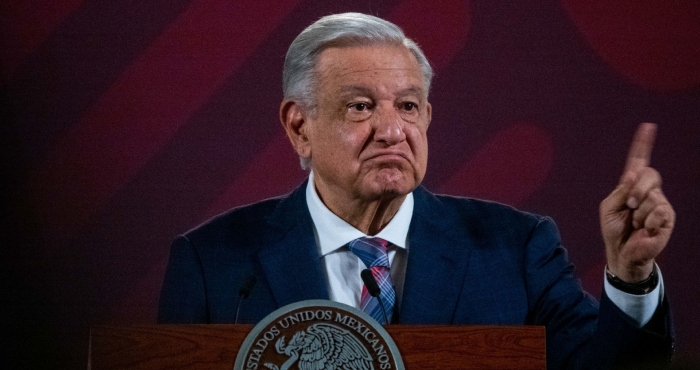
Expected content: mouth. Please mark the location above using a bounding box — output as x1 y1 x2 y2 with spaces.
366 152 408 161
364 151 411 166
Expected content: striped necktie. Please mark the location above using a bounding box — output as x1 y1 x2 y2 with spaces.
348 237 395 324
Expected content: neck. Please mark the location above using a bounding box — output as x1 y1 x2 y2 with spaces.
345 195 406 235
315 184 406 235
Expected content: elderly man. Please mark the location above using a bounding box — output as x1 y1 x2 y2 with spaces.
159 13 674 369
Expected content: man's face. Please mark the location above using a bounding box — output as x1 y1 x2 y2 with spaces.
304 45 431 204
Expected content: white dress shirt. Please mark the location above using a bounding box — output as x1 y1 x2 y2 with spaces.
304 171 662 327
306 171 412 309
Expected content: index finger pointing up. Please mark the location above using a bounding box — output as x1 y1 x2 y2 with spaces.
623 122 657 175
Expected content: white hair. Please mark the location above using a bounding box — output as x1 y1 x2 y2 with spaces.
282 13 434 169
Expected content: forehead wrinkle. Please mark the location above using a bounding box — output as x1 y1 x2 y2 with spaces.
395 86 426 99
330 66 419 85
315 46 427 103
338 85 373 95
317 45 420 72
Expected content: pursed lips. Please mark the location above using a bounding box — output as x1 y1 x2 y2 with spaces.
362 151 410 164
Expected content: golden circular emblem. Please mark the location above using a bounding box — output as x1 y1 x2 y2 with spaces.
233 300 404 370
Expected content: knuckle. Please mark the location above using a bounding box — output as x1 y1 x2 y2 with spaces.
650 188 663 198
621 171 638 184
632 210 644 223
641 167 662 184
651 205 673 223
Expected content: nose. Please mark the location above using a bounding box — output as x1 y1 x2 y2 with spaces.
373 105 406 145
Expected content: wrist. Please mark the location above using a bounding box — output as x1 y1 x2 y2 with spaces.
605 255 655 282
605 264 659 295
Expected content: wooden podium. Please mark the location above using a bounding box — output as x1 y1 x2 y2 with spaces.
89 324 545 369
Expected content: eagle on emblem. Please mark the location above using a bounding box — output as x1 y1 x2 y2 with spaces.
264 323 374 370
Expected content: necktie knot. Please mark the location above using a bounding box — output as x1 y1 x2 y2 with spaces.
348 237 390 268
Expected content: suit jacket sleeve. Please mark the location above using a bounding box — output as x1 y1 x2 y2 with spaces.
525 216 673 369
158 235 208 323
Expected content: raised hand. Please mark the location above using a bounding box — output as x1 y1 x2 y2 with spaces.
599 123 675 282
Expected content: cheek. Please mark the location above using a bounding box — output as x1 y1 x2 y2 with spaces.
315 124 368 162
406 126 429 156
337 125 372 153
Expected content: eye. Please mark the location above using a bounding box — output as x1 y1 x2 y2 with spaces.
401 102 418 111
346 102 374 121
349 102 370 111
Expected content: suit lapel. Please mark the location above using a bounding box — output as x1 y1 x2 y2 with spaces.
253 182 478 320
400 187 474 324
257 180 329 308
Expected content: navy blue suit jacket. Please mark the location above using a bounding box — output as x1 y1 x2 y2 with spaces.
159 180 672 369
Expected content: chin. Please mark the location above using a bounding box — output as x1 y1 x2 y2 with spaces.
371 177 416 199
358 168 421 198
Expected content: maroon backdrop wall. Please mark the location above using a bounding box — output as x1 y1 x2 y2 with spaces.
2 0 699 368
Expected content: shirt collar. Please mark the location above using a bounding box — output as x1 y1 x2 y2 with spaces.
306 171 413 256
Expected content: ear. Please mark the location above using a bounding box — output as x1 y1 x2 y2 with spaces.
279 99 312 160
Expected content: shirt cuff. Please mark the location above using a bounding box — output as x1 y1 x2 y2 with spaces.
603 265 664 327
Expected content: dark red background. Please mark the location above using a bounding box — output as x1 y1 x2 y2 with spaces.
2 0 699 368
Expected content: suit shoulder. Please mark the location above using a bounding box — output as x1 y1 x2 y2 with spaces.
430 191 547 226
180 196 285 246
415 188 562 260
413 187 558 245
